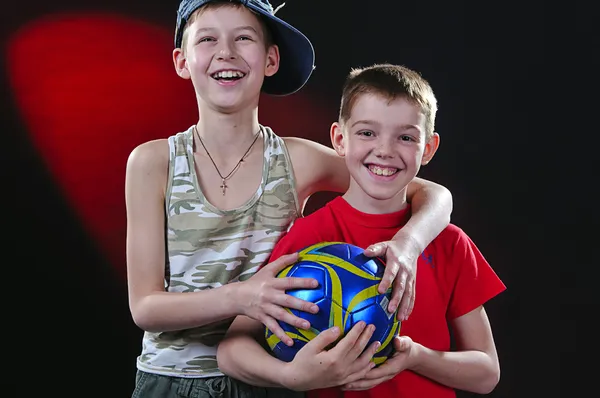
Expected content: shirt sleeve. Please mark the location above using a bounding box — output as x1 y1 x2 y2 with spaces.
446 227 507 320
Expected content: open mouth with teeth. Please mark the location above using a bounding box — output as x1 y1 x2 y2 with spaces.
366 164 399 177
211 70 246 81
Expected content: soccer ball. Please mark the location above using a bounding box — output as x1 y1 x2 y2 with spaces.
265 241 401 366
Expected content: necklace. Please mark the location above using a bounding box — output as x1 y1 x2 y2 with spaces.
194 126 262 195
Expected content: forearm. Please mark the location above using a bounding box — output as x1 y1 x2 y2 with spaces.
218 327 290 388
132 283 241 333
400 178 452 252
410 343 500 395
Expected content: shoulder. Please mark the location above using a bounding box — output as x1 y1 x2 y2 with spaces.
126 139 170 181
281 136 340 176
427 224 474 257
435 224 505 318
281 137 348 200
296 202 336 228
290 199 342 240
428 224 496 277
436 223 466 243
282 137 344 175
282 136 336 160
127 139 169 166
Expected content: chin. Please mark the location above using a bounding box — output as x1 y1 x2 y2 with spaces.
366 191 403 202
355 182 400 200
214 91 260 109
214 101 242 112
208 96 249 113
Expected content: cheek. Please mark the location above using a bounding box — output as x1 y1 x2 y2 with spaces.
189 50 209 67
242 46 268 66
346 144 368 163
401 148 424 168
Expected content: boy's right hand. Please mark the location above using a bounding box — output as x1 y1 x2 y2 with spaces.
237 253 320 346
282 321 380 391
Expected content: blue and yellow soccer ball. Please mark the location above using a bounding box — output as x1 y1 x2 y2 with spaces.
265 242 401 366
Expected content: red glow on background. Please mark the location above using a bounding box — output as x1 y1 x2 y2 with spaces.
6 13 331 277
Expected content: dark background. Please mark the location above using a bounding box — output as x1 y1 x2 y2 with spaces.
1 1 596 396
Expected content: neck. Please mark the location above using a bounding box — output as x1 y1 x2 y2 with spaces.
194 104 261 154
342 180 408 215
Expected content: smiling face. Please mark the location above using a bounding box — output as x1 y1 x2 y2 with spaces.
332 93 439 214
172 4 279 112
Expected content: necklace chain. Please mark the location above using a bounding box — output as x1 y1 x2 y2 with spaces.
194 126 261 195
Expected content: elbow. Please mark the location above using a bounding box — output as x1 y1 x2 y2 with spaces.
131 307 154 332
426 181 453 218
420 181 453 225
130 297 163 333
477 375 500 395
216 339 235 377
438 185 453 222
132 314 155 333
473 363 501 395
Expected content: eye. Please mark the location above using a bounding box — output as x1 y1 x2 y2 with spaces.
237 35 253 41
198 37 216 43
400 135 416 142
357 130 374 137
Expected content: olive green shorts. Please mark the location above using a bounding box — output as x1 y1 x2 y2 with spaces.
132 370 305 398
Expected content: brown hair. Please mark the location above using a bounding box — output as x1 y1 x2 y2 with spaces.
339 63 437 138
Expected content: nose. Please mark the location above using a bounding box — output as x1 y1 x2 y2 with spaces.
216 40 237 61
373 139 394 159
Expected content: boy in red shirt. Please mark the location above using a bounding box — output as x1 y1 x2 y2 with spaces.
218 63 506 397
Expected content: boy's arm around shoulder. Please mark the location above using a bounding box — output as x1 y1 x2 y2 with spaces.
282 136 350 205
403 176 453 251
283 136 453 224
126 140 246 332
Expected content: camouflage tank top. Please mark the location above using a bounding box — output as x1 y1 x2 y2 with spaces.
136 125 300 378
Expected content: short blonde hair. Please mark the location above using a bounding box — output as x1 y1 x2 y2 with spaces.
339 64 438 138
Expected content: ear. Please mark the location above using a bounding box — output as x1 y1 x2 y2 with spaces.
173 48 191 79
421 132 440 165
330 122 346 157
264 44 280 77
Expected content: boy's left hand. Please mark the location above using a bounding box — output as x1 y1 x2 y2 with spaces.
341 335 415 391
364 238 420 321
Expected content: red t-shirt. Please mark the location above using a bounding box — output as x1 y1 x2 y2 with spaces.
269 197 506 398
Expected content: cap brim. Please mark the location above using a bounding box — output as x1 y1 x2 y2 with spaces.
247 4 315 96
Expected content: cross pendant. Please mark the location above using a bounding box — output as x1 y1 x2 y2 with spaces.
220 179 228 195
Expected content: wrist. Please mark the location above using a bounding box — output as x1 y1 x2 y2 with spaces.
279 362 300 391
225 282 246 317
393 228 425 259
408 341 425 371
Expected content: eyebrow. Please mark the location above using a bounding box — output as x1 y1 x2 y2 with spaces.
234 26 260 34
351 119 377 128
351 120 420 131
194 25 259 37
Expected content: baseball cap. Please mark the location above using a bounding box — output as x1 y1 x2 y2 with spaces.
175 0 315 96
